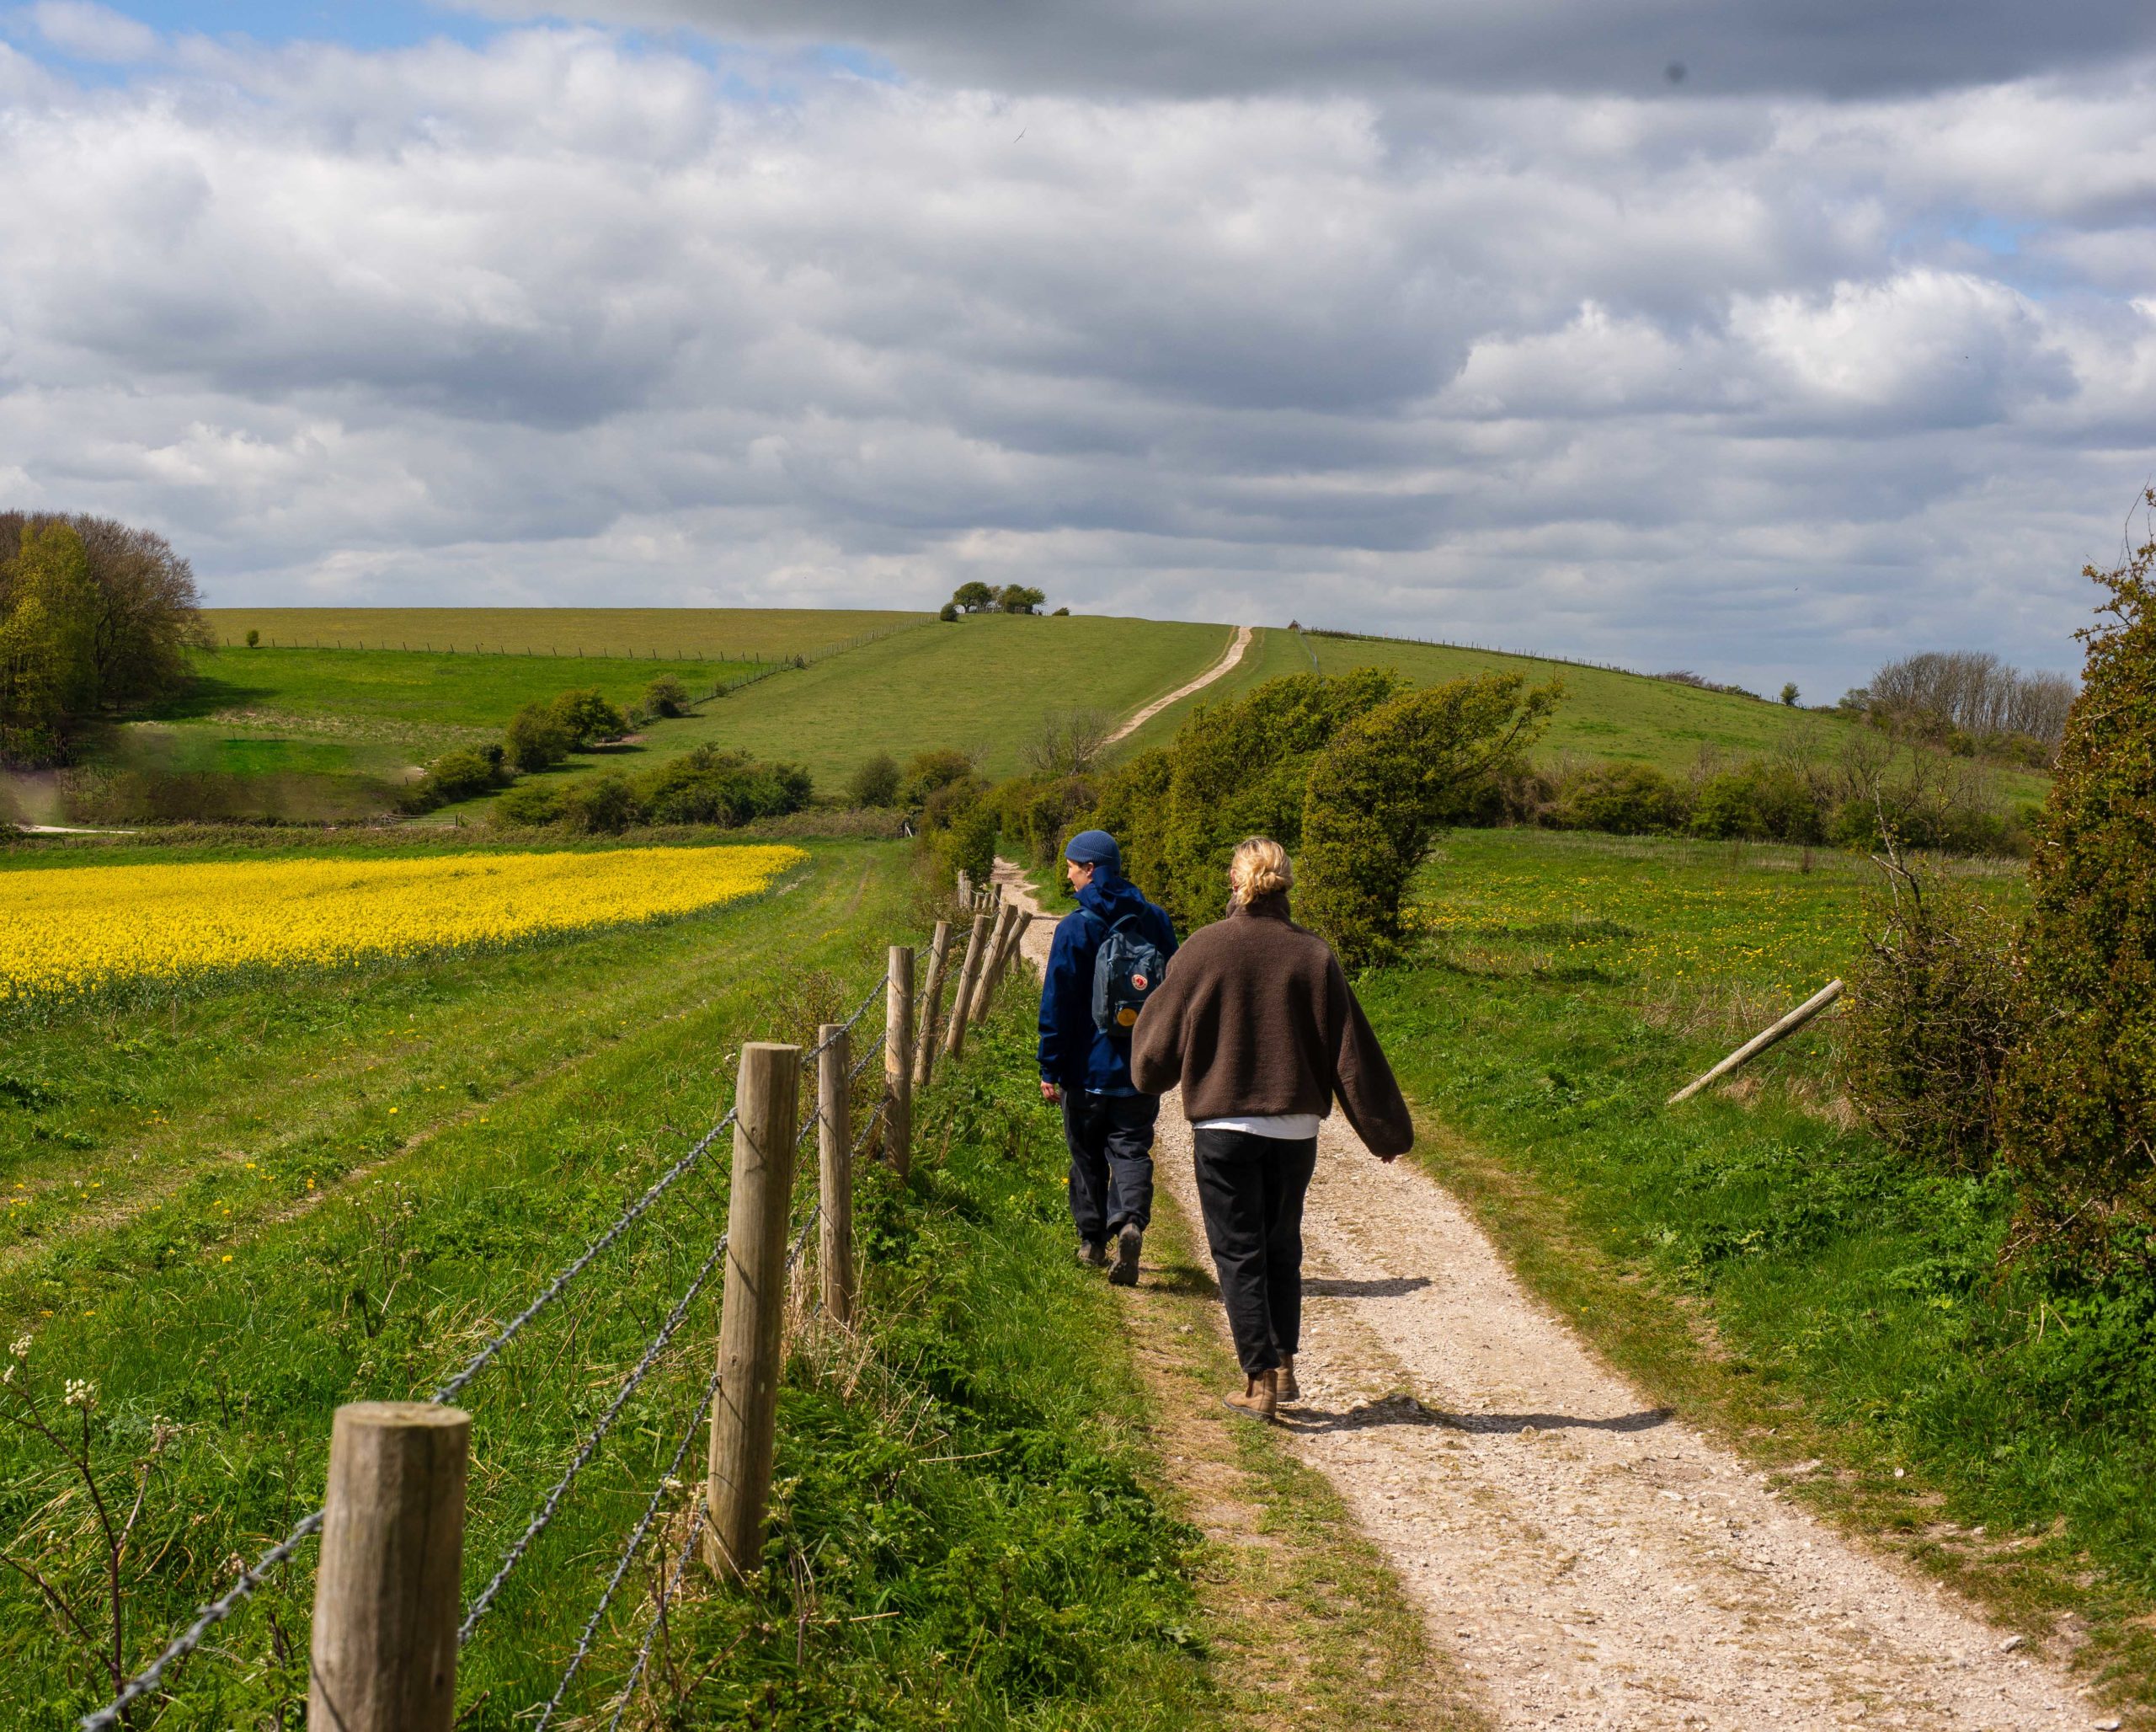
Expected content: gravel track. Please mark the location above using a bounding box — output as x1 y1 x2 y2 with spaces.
1105 624 1253 744
998 863 2108 1730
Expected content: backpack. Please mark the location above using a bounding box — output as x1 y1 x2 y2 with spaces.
1091 910 1166 1034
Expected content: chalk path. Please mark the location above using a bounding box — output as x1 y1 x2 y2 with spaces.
1105 625 1253 746
996 862 2107 1731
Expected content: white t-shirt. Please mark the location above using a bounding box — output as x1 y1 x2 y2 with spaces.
1190 1113 1323 1140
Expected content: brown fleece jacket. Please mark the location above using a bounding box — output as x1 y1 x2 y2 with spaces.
1129 892 1414 1159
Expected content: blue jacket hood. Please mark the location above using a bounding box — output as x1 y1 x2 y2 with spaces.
1075 874 1153 929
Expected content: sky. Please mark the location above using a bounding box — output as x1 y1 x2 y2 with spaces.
3 3 2153 697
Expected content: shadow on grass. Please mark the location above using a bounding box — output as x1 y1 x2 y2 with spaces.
138 671 280 721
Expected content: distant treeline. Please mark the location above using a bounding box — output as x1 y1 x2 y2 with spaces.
0 514 207 766
1844 650 2075 761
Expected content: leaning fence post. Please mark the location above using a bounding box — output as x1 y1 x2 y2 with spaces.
816 1025 853 1327
943 914 992 1062
987 906 1032 1003
885 944 915 1179
968 903 1020 1026
706 1041 801 1577
307 1402 469 1732
913 920 953 1090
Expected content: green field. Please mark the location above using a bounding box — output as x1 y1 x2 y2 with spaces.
449 613 1242 810
1305 631 1826 769
1359 826 2153 1699
201 606 926 660
0 837 1248 1727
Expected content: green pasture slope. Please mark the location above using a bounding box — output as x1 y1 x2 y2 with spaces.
201 605 926 660
1364 827 2153 1703
0 835 1225 1729
469 613 1240 808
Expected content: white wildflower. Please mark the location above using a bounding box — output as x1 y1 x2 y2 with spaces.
63 1378 96 1410
8 1334 29 1358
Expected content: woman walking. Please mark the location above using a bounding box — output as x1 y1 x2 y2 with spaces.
1131 837 1414 1419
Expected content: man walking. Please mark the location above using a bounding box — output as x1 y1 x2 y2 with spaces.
1038 829 1178 1285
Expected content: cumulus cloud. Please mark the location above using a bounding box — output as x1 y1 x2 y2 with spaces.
24 1 158 62
0 21 2152 694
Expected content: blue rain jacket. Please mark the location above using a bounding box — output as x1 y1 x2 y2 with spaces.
1037 874 1179 1096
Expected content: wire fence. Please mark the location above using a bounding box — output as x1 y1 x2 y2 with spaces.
77 899 1015 1731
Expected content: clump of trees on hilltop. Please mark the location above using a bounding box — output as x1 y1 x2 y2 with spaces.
943 582 1048 617
0 513 208 765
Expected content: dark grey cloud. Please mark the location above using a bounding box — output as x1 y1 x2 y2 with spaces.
489 0 2156 98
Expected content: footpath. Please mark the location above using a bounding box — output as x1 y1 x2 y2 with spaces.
998 862 2110 1732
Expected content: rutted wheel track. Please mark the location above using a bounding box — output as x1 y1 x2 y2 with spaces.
998 863 2105 1730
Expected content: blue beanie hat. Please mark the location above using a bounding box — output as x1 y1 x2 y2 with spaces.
1064 828 1122 874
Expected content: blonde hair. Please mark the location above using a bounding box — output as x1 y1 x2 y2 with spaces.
1228 837 1293 906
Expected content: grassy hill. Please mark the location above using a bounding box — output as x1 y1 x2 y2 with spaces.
201 606 925 660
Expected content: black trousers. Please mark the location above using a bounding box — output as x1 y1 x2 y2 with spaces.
1063 1091 1159 1243
1191 1128 1320 1378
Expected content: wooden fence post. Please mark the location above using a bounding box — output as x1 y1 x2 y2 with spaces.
987 907 1033 1003
307 1402 469 1732
706 1042 800 1577
885 944 915 1179
913 921 953 1090
942 914 992 1063
955 869 973 907
816 1025 852 1328
968 903 1020 1026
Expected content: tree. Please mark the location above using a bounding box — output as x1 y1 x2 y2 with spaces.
1299 672 1558 970
0 521 99 765
548 687 627 746
504 702 574 771
1780 682 1800 707
846 751 902 807
643 673 689 718
950 582 996 614
1022 706 1113 778
995 585 1046 614
245 628 260 649
1999 490 2156 1274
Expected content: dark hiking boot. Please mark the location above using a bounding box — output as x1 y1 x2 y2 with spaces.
1276 1355 1300 1403
1076 1239 1107 1270
1220 1369 1278 1422
1108 1222 1142 1286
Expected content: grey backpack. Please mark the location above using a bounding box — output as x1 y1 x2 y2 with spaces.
1091 912 1166 1034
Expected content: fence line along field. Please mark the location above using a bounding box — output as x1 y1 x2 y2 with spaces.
0 844 805 1005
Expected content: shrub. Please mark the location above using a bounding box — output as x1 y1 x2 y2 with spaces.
643 674 689 718
1550 761 1691 835
994 772 1099 870
939 602 959 623
402 745 510 812
491 780 568 826
1299 672 1557 970
1999 491 2156 1276
1839 856 2023 1174
636 747 811 826
245 628 259 649
935 801 1000 890
560 772 638 834
846 752 902 808
899 748 979 809
549 687 627 746
1022 707 1113 778
1690 761 1824 843
504 703 574 772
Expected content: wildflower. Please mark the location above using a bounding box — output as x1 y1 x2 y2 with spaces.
63 1378 96 1410
10 1335 29 1358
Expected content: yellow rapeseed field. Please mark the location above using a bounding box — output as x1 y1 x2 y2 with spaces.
0 845 805 1002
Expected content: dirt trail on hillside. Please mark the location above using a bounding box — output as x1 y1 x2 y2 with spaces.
995 860 2109 1731
1106 624 1253 745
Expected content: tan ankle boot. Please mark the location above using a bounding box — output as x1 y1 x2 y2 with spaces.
1221 1368 1278 1421
1276 1355 1299 1403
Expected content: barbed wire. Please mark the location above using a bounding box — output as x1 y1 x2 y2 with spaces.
600 1203 819 1731
532 1353 727 1732
431 1107 737 1406
80 1510 324 1731
84 940 937 1731
460 1228 732 1644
